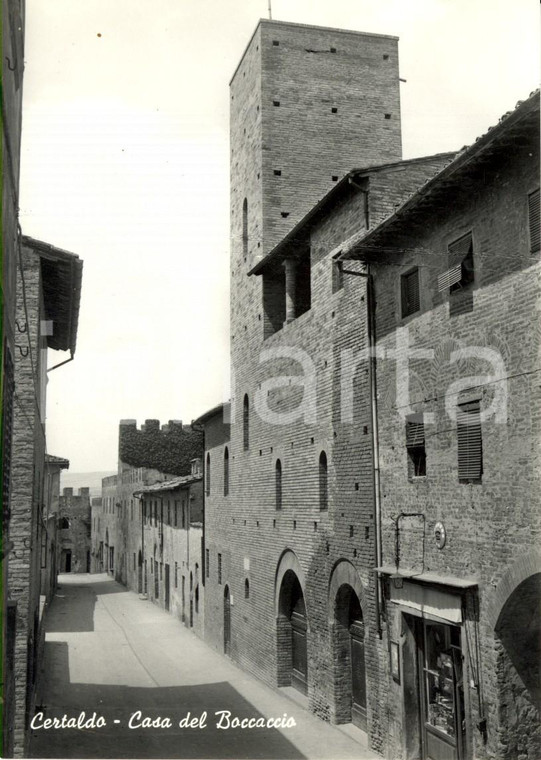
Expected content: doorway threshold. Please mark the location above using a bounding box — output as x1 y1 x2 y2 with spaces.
278 685 309 711
334 721 371 749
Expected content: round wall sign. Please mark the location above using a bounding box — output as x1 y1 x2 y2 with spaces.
434 522 446 549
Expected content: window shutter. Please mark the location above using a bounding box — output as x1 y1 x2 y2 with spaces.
402 269 420 317
439 233 474 291
457 401 483 481
406 419 425 447
529 188 540 253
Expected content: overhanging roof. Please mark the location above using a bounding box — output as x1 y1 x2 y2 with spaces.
133 473 202 498
22 236 83 355
248 153 456 276
376 565 478 589
45 454 70 470
338 90 540 261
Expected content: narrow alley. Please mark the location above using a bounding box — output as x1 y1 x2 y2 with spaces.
29 574 378 759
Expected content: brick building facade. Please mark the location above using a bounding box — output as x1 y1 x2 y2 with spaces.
133 461 204 637
199 18 456 754
198 18 540 760
337 90 540 760
92 419 203 594
4 234 82 758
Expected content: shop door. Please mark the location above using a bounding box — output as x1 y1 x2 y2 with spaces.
350 616 367 730
164 564 170 611
224 586 231 655
291 596 308 695
420 621 464 760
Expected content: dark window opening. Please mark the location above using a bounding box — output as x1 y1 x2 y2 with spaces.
206 453 211 495
406 413 426 478
224 447 229 496
401 268 420 318
245 579 250 599
242 198 248 259
263 267 286 337
295 251 312 318
243 395 249 450
528 188 540 253
274 169 282 176
457 400 483 483
275 459 282 510
319 451 328 510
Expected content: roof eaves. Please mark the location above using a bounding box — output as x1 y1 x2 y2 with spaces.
339 90 540 259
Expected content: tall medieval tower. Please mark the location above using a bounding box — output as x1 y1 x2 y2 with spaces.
220 16 403 740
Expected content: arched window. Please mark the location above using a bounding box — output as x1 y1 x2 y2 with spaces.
319 451 328 510
242 198 248 259
275 459 282 510
206 453 211 495
245 579 250 599
58 517 70 530
224 447 229 496
243 394 249 450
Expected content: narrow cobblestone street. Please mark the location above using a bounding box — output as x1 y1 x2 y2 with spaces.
29 574 379 759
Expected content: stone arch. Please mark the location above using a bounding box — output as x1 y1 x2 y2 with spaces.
328 560 367 728
275 550 309 693
328 559 366 623
486 548 541 629
274 549 306 616
494 571 541 759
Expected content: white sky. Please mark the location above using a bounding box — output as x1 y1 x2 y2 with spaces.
20 0 539 472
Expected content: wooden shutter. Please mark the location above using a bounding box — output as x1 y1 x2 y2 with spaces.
401 269 420 317
439 233 473 291
529 188 540 253
406 415 425 447
457 401 482 481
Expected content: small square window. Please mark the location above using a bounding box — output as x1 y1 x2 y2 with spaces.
401 268 420 318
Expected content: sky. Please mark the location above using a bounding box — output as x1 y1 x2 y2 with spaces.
19 0 539 473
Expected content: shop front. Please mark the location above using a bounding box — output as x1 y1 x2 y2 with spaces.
379 571 477 760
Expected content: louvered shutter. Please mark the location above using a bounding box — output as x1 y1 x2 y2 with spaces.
457 401 483 481
406 415 425 447
438 233 473 291
529 188 540 253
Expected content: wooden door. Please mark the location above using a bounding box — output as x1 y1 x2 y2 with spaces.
350 617 367 730
291 595 307 694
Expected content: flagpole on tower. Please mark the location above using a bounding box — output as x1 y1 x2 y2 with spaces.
268 0 272 20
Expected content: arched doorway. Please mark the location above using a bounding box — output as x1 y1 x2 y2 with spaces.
277 569 308 695
334 584 366 729
224 585 231 655
495 573 541 759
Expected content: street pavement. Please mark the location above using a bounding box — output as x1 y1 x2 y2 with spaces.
29 573 380 759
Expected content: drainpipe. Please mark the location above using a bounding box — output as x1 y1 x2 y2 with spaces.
342 263 383 637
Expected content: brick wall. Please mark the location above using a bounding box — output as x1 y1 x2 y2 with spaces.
370 127 540 759
8 246 47 758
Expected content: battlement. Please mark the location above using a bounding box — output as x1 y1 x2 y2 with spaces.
118 418 204 476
